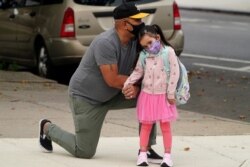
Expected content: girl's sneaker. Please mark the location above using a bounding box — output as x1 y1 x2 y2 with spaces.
137 151 149 166
160 153 173 167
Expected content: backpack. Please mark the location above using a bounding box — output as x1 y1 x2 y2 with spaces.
140 46 190 105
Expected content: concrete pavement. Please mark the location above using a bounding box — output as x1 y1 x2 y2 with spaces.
1 136 250 167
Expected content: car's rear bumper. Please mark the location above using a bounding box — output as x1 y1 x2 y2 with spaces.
168 30 184 56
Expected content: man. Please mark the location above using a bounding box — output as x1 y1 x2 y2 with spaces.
39 2 162 163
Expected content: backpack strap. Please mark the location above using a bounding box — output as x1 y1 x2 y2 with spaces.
176 58 183 89
139 50 148 69
161 46 170 74
158 46 171 85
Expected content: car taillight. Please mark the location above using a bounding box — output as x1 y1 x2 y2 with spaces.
173 1 181 30
60 8 75 38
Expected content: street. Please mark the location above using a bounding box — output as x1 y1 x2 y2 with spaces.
178 10 250 122
181 10 250 60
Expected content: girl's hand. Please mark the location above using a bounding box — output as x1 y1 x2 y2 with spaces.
167 98 176 105
122 84 139 99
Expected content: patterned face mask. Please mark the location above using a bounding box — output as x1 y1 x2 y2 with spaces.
145 40 161 55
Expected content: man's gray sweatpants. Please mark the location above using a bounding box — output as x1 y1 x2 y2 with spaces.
46 93 157 158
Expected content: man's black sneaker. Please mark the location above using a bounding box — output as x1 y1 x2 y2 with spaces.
147 148 163 164
39 119 53 152
161 162 171 167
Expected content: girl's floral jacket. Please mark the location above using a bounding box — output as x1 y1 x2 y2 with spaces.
124 46 180 99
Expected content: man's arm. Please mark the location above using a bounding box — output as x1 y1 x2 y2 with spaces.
99 64 139 99
99 64 128 89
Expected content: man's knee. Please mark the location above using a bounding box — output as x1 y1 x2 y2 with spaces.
75 147 96 159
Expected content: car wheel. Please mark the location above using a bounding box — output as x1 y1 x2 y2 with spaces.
37 45 53 78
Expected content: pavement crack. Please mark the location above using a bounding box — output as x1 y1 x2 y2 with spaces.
239 159 248 167
4 94 68 112
105 121 136 130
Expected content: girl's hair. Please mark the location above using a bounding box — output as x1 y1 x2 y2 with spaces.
137 24 172 52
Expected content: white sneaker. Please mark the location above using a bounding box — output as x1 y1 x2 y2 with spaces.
160 153 173 167
137 151 149 166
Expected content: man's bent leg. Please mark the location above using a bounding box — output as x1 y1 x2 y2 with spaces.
46 95 108 158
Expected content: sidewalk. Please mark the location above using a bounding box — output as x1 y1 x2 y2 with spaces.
176 0 250 15
0 70 250 166
1 136 250 167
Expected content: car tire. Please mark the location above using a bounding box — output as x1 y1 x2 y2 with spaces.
37 45 53 78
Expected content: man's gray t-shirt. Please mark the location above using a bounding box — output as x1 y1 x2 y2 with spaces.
69 28 138 104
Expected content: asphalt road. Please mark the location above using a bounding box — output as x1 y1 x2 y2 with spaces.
180 10 250 60
178 10 250 122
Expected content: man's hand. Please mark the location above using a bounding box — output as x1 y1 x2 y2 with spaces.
122 84 139 99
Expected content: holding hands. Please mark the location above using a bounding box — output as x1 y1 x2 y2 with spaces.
122 84 139 99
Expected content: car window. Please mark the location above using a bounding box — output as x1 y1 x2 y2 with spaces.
0 1 3 8
0 0 25 8
74 0 112 6
42 0 63 5
73 0 160 6
0 0 6 9
126 0 161 4
25 0 41 6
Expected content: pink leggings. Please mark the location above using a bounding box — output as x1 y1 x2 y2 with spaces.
140 122 172 153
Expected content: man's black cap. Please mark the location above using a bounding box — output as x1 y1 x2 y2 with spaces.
113 2 149 20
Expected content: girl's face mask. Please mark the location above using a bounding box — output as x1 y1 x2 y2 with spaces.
145 40 161 55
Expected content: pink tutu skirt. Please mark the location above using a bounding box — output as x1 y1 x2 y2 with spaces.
136 91 178 124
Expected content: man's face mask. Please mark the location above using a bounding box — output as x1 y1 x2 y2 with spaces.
126 22 145 36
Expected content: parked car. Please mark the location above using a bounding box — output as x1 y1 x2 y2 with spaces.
0 0 184 78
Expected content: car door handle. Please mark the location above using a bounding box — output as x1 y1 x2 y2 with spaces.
78 25 90 29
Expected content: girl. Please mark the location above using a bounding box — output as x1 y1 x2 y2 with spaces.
123 25 180 167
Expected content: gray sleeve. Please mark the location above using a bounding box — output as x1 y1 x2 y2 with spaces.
93 39 118 66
